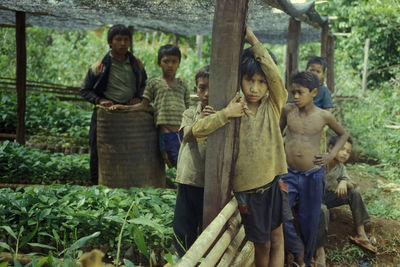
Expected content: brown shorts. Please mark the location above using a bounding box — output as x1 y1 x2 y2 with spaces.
239 176 292 243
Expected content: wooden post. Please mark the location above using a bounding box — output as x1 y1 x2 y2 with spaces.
173 33 179 46
16 11 26 145
361 38 370 95
203 0 248 227
285 17 301 95
321 24 329 59
196 35 203 60
128 25 134 52
326 34 335 93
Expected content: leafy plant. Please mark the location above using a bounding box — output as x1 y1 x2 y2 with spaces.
0 185 176 265
0 141 89 184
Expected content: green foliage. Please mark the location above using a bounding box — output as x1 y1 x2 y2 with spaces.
0 90 91 144
316 0 400 85
0 185 176 264
0 141 89 184
0 27 108 86
327 243 372 265
336 80 400 181
165 166 177 188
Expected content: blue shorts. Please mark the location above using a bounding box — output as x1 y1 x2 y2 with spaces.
159 132 183 168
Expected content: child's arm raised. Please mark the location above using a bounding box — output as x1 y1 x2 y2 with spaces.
192 93 244 138
182 105 216 143
313 111 349 166
245 26 288 116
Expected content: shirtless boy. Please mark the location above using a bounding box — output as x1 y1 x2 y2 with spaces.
280 71 348 267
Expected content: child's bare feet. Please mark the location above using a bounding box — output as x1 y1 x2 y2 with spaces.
312 246 326 267
349 236 377 253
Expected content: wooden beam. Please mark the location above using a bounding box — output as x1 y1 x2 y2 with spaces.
285 17 301 94
321 24 329 59
326 34 335 93
16 11 26 145
203 0 248 227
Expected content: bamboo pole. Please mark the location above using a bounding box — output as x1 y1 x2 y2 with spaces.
231 241 254 267
199 212 241 267
217 225 246 267
176 198 238 267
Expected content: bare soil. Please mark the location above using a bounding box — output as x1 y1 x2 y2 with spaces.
325 167 400 266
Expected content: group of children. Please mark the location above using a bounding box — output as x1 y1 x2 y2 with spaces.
166 27 374 267
83 24 375 267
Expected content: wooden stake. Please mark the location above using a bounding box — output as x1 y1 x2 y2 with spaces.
285 17 301 96
326 34 335 93
203 0 249 228
128 25 134 52
16 11 26 145
361 38 370 95
196 35 203 60
321 24 328 59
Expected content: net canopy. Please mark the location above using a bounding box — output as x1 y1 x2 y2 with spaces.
0 0 328 44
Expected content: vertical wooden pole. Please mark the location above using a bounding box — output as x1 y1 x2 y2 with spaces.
203 0 248 227
321 24 328 59
285 17 301 96
16 11 26 145
128 25 134 52
361 38 370 96
326 34 335 93
196 35 203 60
173 33 179 46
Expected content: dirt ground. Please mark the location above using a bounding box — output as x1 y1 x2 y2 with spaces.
325 167 400 266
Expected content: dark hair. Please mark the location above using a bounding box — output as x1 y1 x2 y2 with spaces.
328 135 354 147
158 44 181 64
107 24 131 44
291 71 319 91
306 56 327 72
195 65 210 86
240 47 277 79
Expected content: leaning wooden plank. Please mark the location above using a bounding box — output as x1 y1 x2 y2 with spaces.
231 241 255 267
217 225 246 267
176 198 238 267
199 212 241 267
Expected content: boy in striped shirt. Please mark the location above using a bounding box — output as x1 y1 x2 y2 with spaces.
135 44 190 167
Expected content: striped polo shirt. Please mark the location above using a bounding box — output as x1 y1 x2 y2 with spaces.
142 76 190 126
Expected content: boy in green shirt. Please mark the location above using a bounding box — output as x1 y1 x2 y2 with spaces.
173 66 245 256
